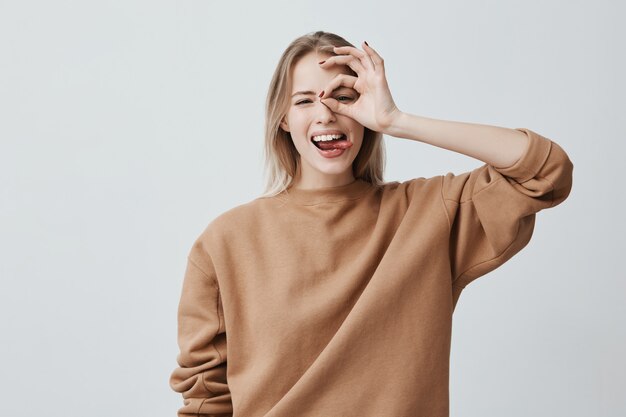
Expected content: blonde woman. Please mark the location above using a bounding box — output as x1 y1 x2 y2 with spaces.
169 31 573 417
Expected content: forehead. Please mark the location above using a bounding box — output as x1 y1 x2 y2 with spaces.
290 51 354 90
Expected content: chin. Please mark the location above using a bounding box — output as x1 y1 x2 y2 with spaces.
318 166 349 175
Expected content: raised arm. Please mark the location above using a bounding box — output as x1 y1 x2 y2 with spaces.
317 41 574 307
383 112 531 169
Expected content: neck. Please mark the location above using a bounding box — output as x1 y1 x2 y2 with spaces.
282 177 373 205
291 168 356 190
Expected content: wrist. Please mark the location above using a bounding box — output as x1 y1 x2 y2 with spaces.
382 109 406 138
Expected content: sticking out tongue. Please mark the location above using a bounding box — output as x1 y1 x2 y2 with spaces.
315 136 353 150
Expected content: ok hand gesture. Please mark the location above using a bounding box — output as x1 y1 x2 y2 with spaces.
319 42 401 134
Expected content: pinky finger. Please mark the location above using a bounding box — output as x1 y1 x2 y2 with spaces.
362 41 384 70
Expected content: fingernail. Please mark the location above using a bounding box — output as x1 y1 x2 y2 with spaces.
318 90 324 98
318 60 325 64
364 41 369 46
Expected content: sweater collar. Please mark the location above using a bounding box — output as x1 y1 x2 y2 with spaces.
279 178 374 205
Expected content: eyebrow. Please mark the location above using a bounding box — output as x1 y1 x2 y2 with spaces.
291 87 353 98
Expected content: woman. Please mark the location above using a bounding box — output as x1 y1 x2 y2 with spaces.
169 31 573 417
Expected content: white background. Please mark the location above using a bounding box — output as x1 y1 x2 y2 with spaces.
1 0 623 416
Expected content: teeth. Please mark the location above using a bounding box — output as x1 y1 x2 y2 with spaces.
312 134 345 142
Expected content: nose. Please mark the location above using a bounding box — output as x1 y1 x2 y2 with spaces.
314 97 336 124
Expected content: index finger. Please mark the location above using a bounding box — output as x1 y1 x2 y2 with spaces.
319 73 358 99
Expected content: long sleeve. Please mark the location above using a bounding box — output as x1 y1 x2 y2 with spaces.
169 238 233 416
441 128 574 299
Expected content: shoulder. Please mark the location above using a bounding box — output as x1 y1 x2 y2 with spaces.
186 198 260 261
201 197 264 238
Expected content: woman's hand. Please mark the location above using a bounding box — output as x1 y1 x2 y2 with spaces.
319 41 402 134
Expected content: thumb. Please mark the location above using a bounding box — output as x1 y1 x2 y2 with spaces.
320 98 350 117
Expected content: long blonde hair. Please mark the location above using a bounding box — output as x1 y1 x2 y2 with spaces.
259 30 388 198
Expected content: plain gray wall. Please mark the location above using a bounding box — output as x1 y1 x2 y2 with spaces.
1 0 623 415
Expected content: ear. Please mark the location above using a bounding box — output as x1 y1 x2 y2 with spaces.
280 116 290 132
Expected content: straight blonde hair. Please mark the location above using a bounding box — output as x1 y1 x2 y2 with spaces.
259 31 388 198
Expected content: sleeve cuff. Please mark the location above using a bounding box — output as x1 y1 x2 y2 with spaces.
494 127 553 183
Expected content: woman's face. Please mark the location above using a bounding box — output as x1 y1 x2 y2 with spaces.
280 50 364 188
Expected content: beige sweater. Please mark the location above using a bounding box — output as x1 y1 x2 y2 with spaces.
170 128 574 416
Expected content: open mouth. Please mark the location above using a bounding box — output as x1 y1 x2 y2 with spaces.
311 134 348 150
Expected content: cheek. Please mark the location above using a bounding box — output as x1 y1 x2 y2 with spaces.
290 115 313 141
286 112 304 129
291 111 307 127
348 125 365 142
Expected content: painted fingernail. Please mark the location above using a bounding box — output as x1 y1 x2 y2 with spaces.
318 60 325 64
364 41 369 46
319 90 324 98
